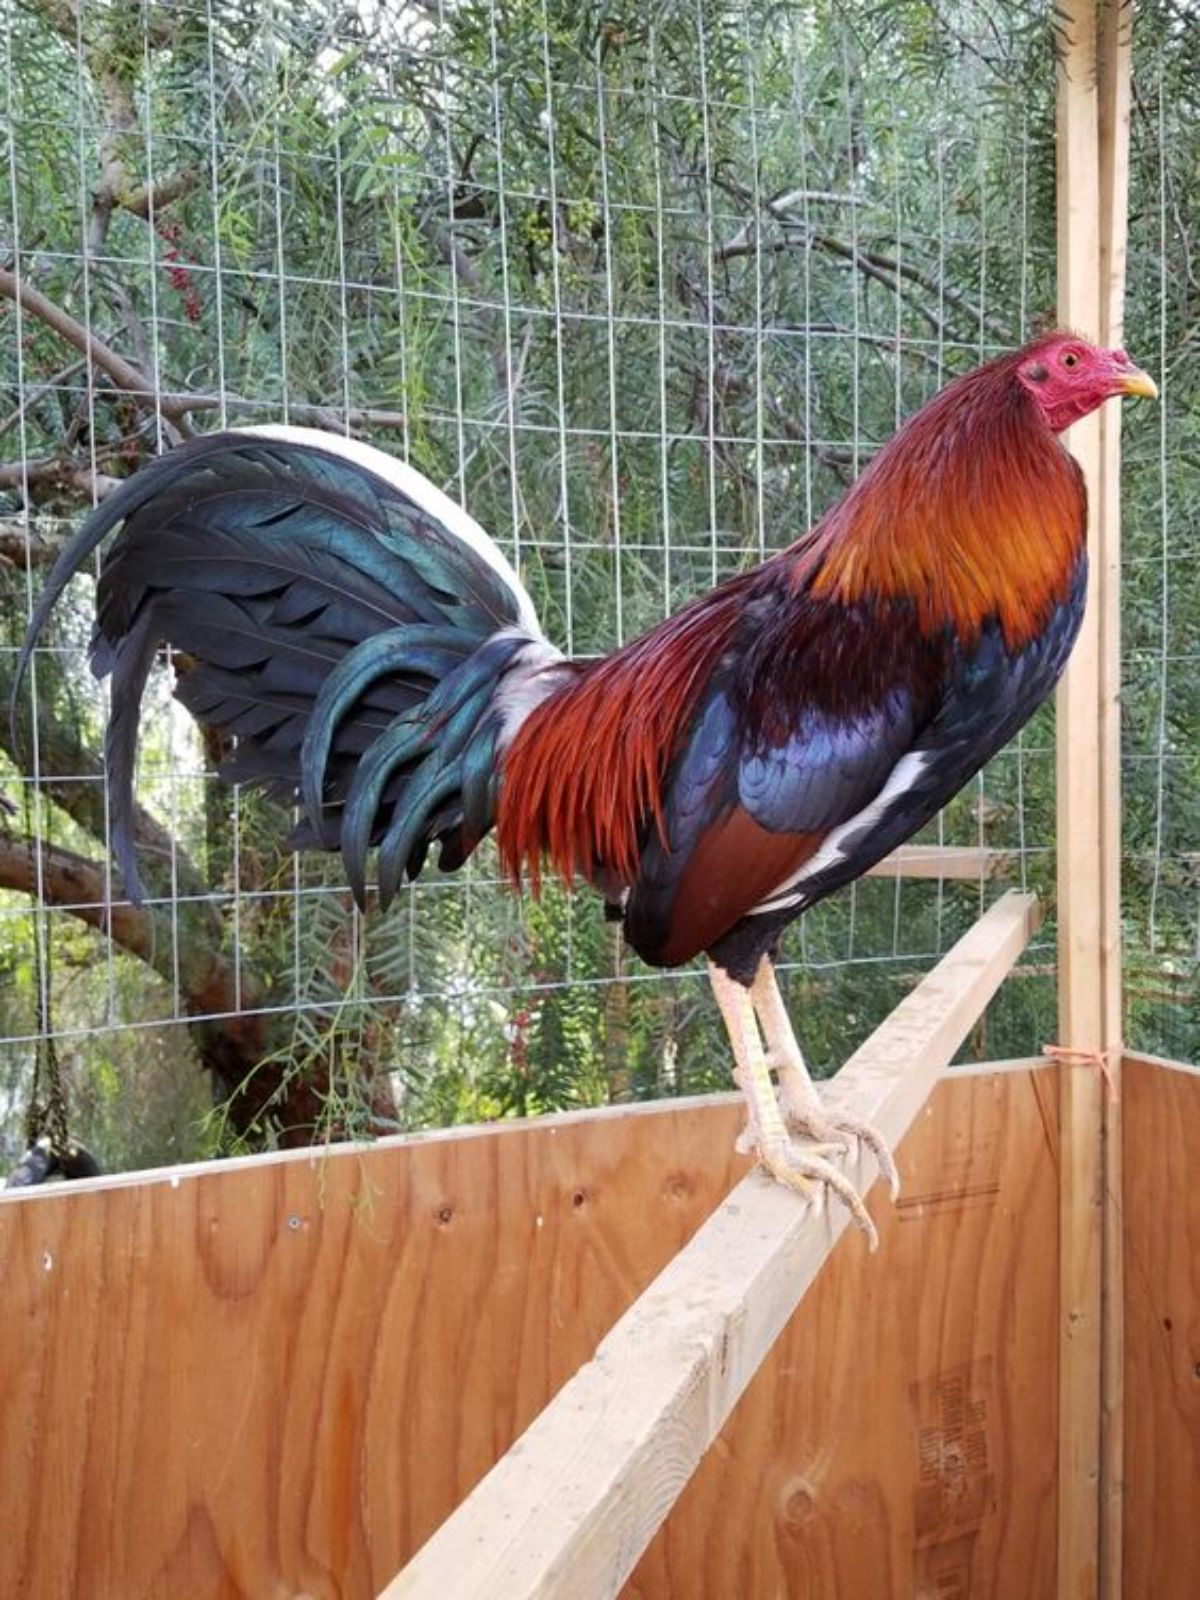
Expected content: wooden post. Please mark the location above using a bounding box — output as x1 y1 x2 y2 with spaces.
1055 22 1104 1585
381 892 1041 1600
1095 5 1133 1594
1055 4 1132 1597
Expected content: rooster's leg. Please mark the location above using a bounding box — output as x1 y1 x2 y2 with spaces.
749 957 901 1203
708 961 879 1246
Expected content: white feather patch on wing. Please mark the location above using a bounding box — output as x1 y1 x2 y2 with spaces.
234 424 544 636
750 750 932 916
492 637 570 748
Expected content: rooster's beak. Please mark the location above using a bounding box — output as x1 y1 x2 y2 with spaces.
1116 366 1158 400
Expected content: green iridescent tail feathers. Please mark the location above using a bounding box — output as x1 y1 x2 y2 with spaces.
14 428 553 909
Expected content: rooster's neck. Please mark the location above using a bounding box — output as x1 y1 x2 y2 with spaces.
798 368 1088 651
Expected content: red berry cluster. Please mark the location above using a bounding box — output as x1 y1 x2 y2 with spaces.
156 220 202 324
510 1004 534 1074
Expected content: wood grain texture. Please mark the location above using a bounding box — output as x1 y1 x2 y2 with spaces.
1122 1056 1200 1600
1055 5 1108 1593
1096 8 1134 1591
867 845 1014 881
626 1065 1060 1600
0 1064 1059 1600
387 893 1040 1600
0 1096 749 1600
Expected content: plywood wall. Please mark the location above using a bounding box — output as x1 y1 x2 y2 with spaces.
629 1066 1060 1600
0 1097 748 1599
1122 1055 1200 1600
0 1070 1058 1600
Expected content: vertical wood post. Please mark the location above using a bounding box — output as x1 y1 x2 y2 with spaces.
1055 11 1104 1580
1095 5 1132 1593
1055 4 1132 1597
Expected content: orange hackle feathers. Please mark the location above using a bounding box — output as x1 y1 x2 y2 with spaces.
798 343 1087 650
496 580 748 890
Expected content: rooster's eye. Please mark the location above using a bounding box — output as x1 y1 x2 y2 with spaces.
1062 351 1079 369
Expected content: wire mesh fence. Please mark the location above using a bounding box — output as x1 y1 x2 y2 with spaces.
2 0 1181 1174
1121 10 1199 1064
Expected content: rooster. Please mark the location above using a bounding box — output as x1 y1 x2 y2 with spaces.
18 332 1155 1244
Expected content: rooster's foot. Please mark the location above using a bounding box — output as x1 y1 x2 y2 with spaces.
776 1084 901 1206
744 1123 880 1251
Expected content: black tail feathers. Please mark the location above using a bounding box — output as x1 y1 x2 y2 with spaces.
16 427 559 907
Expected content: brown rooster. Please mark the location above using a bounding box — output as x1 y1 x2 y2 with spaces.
19 331 1156 1244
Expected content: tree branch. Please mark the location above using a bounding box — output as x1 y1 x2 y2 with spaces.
119 169 200 220
149 392 413 430
0 266 191 427
808 232 1009 342
0 822 396 1145
0 827 270 1106
2 383 418 444
30 0 193 253
0 651 213 907
0 455 123 498
712 204 1010 344
674 273 855 480
0 356 88 442
0 829 240 1012
0 514 74 569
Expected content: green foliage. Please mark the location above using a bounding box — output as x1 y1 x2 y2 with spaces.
0 0 1194 1174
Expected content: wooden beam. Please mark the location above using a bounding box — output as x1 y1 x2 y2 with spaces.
865 843 1015 881
1055 9 1105 1598
1096 8 1133 1593
1055 4 1133 1597
381 890 1041 1600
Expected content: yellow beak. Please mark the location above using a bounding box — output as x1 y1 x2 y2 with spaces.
1117 367 1159 400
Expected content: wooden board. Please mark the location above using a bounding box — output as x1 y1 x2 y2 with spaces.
0 1097 749 1600
0 1064 1059 1600
1054 4 1121 1593
0 898 1045 1600
627 1064 1060 1600
867 846 1013 881
1096 8 1135 1591
1121 1055 1200 1600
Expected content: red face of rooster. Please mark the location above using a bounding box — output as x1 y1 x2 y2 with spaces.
1017 334 1157 432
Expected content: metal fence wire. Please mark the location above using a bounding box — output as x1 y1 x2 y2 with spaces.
0 0 1192 1169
